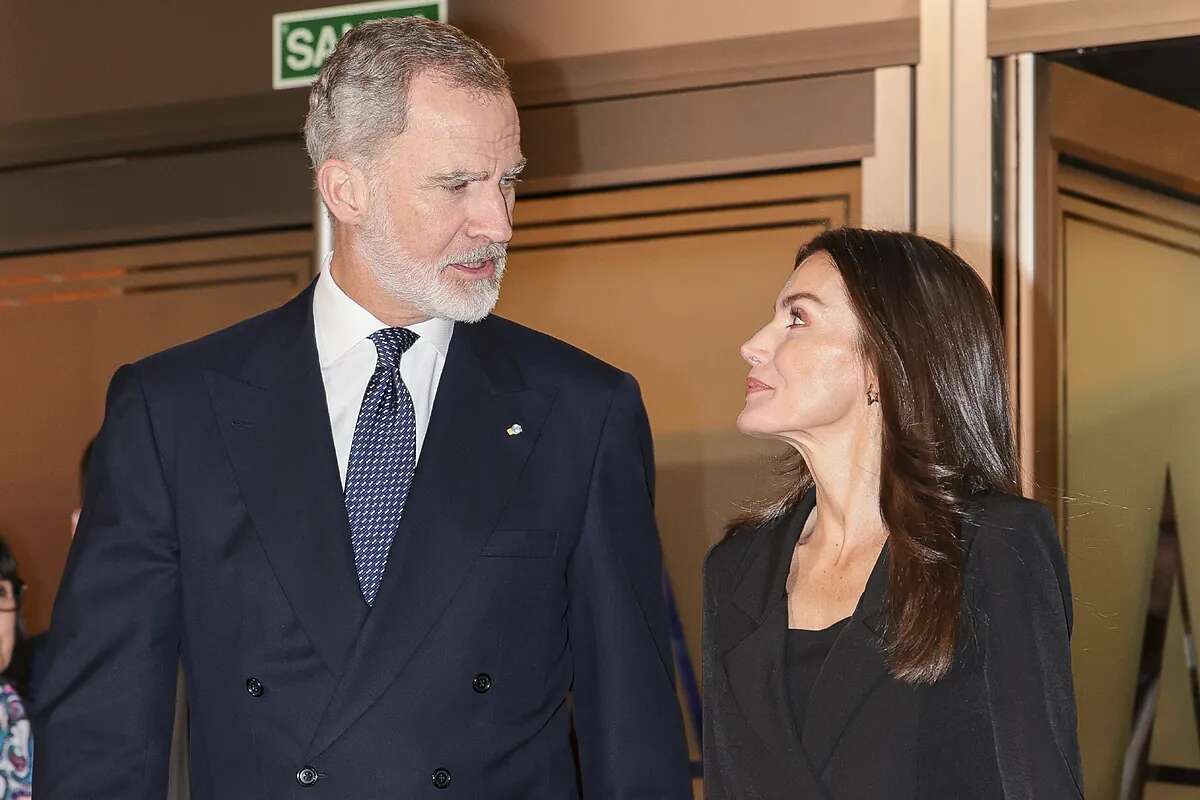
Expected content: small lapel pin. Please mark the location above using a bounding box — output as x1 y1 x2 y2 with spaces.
506 424 524 436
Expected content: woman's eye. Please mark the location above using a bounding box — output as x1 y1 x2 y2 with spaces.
787 311 806 328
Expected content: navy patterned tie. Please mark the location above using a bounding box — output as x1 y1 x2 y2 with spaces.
344 327 419 606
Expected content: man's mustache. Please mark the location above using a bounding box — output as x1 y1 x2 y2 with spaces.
440 243 508 269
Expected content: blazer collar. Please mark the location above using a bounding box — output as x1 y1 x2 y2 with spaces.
722 487 894 781
728 490 815 625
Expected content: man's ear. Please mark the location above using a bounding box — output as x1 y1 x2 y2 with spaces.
316 159 371 225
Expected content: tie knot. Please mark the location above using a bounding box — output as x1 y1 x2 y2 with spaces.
369 327 419 368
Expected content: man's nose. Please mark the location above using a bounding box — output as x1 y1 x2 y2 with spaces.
466 186 514 244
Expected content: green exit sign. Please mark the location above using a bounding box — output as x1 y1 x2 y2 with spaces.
273 0 447 89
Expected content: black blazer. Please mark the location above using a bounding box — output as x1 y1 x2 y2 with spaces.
34 284 692 799
703 489 1083 799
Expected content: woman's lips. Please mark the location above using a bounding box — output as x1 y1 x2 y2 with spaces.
746 377 772 394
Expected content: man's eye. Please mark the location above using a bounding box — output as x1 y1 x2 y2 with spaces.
500 176 522 188
443 182 468 193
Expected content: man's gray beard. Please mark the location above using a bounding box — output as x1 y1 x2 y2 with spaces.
356 212 507 324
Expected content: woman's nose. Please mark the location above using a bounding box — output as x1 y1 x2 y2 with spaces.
741 340 765 368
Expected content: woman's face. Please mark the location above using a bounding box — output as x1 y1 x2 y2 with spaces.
737 252 872 445
0 580 16 673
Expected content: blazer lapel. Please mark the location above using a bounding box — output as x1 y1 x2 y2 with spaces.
801 541 892 775
205 284 367 678
722 492 827 793
306 318 555 758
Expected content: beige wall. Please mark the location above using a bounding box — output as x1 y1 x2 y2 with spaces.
0 232 313 632
0 0 915 128
462 0 916 61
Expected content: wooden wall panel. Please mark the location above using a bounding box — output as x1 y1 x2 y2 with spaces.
0 230 313 632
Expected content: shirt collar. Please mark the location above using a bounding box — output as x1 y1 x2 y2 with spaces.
313 254 455 368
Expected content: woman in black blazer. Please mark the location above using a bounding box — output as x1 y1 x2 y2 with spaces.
703 228 1083 798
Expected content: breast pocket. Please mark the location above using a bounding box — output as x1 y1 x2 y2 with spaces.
480 529 559 559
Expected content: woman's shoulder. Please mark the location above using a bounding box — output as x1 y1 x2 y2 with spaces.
961 491 1072 623
704 523 758 584
962 490 1060 559
703 512 787 600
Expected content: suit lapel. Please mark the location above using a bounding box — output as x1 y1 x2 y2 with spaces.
722 493 825 791
801 541 892 774
722 488 895 785
205 285 367 678
306 318 555 758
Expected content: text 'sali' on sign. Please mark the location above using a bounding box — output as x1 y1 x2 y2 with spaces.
273 0 448 90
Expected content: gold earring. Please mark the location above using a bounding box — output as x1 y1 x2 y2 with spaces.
866 385 880 406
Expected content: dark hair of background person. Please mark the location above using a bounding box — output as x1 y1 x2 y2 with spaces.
0 536 29 695
730 228 1019 684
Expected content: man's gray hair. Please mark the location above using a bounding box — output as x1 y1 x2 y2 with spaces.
304 16 510 169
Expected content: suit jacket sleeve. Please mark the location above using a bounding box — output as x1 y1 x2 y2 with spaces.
567 372 692 798
702 547 730 800
33 365 181 799
973 503 1084 798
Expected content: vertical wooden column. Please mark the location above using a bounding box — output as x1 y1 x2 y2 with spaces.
916 0 953 247
862 66 914 232
951 0 993 285
916 0 994 288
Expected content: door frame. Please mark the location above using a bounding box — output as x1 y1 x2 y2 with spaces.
1002 56 1200 519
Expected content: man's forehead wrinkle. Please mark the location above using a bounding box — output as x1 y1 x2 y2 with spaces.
435 124 521 148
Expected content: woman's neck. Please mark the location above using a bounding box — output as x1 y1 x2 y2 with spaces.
792 418 886 559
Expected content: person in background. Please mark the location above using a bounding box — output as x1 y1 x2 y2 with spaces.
24 437 92 711
703 228 1083 798
0 537 33 800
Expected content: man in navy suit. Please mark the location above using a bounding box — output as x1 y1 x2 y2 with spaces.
34 17 691 799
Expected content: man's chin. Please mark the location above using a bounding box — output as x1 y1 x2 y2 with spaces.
424 285 501 324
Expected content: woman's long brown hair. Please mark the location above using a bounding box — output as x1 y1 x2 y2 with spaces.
732 228 1019 684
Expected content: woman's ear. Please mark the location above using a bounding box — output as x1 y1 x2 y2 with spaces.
863 364 882 407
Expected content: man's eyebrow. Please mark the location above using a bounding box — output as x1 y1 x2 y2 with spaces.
428 169 489 184
778 291 825 310
427 159 528 184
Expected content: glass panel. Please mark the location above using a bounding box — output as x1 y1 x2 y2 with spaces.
1063 190 1200 800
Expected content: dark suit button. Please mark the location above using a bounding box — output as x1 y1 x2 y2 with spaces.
296 766 319 787
431 768 452 789
246 677 264 697
472 673 492 693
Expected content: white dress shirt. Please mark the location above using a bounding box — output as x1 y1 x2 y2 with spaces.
312 260 455 487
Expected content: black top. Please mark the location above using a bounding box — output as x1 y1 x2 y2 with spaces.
702 488 1083 799
785 618 851 734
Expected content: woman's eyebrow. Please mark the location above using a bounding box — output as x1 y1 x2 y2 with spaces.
779 291 825 310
